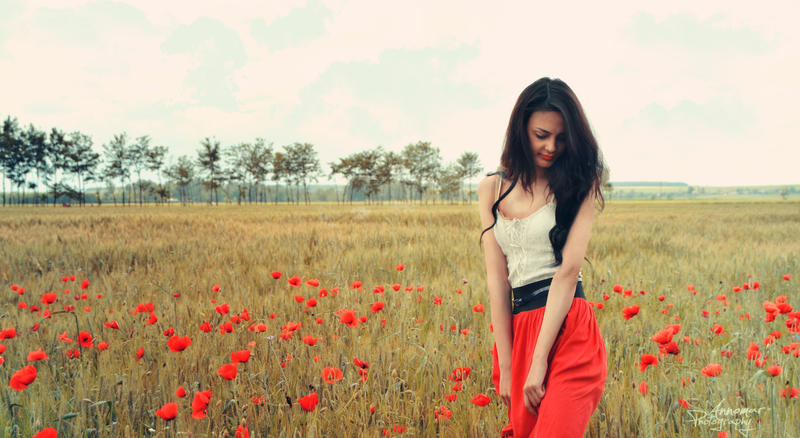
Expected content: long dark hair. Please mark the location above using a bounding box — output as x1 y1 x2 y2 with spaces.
480 77 606 265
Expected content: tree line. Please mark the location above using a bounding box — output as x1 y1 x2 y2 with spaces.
0 115 484 206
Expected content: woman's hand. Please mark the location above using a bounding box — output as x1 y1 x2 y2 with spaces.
498 370 512 407
523 357 548 416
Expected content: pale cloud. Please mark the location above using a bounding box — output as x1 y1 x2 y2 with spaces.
1 0 798 186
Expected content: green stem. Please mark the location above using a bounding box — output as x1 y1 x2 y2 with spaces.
770 379 776 438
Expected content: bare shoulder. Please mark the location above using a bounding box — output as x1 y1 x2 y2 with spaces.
477 175 499 203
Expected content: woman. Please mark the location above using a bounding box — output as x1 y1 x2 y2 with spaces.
478 77 607 437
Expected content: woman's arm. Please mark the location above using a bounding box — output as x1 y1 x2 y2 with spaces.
523 189 597 413
477 176 513 405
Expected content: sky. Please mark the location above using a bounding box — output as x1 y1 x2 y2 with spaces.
1 0 799 186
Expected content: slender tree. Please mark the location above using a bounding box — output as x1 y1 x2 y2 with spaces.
197 137 223 205
283 142 320 204
23 124 50 205
271 152 287 203
6 126 32 204
401 141 441 202
102 133 130 206
128 135 152 205
66 131 100 206
0 117 23 206
379 150 403 202
47 128 70 206
146 144 168 205
164 155 195 205
456 151 482 202
437 162 462 202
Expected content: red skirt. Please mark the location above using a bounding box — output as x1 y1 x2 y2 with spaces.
491 297 607 437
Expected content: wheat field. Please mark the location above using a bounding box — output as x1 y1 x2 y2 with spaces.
0 201 798 437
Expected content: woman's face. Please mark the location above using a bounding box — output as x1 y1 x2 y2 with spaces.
527 110 565 171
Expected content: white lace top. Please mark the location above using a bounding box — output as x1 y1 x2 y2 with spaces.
492 176 580 288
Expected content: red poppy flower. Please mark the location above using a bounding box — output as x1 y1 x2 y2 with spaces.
236 425 250 438
711 324 725 336
472 304 484 313
78 331 94 348
302 335 319 346
766 365 782 377
215 303 230 315
176 386 187 398
678 398 690 409
622 305 640 320
784 274 791 281
219 321 234 334
339 309 359 327
98 342 109 351
701 363 722 377
167 336 192 352
353 357 370 369
471 393 491 406
396 264 404 271
136 347 145 361
218 363 237 380
33 428 57 438
638 381 648 395
192 390 212 418
212 284 221 292
288 276 302 287
650 327 674 344
434 405 453 420
322 366 343 384
271 271 281 279
306 278 320 287
445 393 458 402
306 298 318 308
146 313 158 325
449 367 471 382
639 354 658 372
0 344 5 354
298 392 318 412
351 280 362 289
391 283 401 291
231 350 251 363
27 348 49 362
370 302 385 313
104 320 120 330
0 327 17 340
41 293 58 305
156 402 178 421
613 284 623 293
780 386 800 398
9 364 38 390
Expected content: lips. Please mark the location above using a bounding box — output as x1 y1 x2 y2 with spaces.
540 154 554 161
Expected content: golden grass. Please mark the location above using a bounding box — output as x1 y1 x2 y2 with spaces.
0 201 798 437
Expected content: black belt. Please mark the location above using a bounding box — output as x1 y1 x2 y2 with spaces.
511 277 585 314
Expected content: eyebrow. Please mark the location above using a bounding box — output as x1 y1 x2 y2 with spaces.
534 127 551 134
